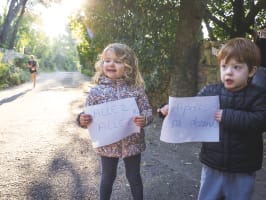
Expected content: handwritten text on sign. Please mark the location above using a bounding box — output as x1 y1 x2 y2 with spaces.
160 96 219 143
84 98 140 148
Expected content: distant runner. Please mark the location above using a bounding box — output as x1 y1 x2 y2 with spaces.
28 55 38 88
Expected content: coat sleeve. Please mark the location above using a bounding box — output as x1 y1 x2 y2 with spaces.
221 92 266 133
85 87 100 106
135 87 153 126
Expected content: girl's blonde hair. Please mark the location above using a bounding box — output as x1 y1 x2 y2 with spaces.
92 43 144 87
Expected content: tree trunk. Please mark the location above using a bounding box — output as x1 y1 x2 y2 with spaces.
0 0 22 48
8 0 28 49
169 0 207 97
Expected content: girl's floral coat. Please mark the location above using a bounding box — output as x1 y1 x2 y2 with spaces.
85 76 153 158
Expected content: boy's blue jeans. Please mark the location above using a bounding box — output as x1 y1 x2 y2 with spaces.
197 164 256 200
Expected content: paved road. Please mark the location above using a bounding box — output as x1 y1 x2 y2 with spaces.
0 72 99 199
0 72 265 200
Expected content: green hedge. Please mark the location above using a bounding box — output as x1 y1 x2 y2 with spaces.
0 56 30 90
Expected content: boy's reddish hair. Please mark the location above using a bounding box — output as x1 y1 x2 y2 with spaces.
217 38 261 70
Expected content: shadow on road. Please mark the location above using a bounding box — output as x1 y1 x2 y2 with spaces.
0 89 31 105
27 132 99 200
28 156 87 200
29 183 53 199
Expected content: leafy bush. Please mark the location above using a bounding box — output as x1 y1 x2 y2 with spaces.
0 55 30 89
0 62 9 89
18 70 30 83
9 72 21 85
81 68 94 77
13 57 28 70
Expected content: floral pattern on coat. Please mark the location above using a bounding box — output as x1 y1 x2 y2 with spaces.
85 76 153 158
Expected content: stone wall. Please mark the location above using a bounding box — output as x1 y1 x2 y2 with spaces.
197 41 223 90
0 48 25 64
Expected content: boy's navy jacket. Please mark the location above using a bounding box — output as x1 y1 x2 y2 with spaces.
252 67 266 88
198 83 266 173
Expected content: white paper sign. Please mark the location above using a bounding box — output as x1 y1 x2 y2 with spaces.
84 97 140 148
160 96 219 143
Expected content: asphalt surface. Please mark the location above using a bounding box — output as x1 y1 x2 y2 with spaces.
0 71 265 200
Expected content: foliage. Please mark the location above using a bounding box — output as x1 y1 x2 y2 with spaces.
0 0 80 78
204 0 266 40
0 0 67 49
0 0 91 89
13 56 28 69
68 0 266 107
0 54 30 89
0 0 29 49
70 0 180 106
0 62 26 89
20 10 79 72
1 0 265 102
69 14 99 75
0 53 9 89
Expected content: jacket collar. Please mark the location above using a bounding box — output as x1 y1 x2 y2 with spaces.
99 75 127 86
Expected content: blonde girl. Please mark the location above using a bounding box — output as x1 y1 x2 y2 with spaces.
77 43 153 200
